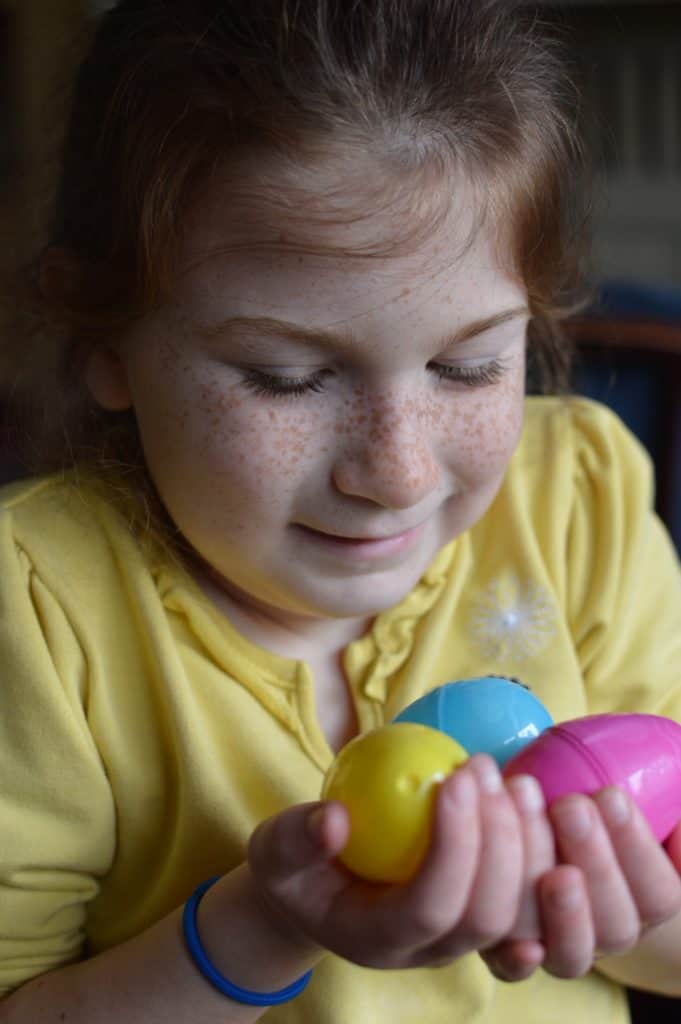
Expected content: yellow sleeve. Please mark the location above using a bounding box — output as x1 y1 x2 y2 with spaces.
0 509 116 998
565 399 681 719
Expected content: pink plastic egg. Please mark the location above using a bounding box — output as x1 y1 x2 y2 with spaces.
503 712 681 842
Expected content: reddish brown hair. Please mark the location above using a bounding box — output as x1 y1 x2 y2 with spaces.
3 0 590 543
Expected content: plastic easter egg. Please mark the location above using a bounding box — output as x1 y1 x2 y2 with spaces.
503 712 681 842
394 676 553 768
322 723 468 883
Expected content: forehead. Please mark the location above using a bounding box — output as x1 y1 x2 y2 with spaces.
181 150 501 261
173 159 524 329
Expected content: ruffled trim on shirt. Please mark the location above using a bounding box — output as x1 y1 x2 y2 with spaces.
152 539 458 764
343 539 458 706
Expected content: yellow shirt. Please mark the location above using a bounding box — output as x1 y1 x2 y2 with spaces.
1 396 680 1022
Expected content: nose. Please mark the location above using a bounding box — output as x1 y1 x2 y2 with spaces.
331 389 441 510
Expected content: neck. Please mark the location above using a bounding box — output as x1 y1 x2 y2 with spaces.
189 558 372 665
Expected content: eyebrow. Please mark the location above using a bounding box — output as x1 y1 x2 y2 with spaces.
198 306 529 351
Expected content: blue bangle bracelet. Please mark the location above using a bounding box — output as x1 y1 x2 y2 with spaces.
182 876 313 1007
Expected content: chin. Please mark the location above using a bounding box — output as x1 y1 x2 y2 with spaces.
301 563 434 619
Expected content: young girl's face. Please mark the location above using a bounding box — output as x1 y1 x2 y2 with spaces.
95 169 528 625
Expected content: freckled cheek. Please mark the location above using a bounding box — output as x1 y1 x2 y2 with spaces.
187 389 328 493
471 399 524 477
432 385 524 482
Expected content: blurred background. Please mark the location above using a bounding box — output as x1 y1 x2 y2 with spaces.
0 2 679 1019
539 0 681 567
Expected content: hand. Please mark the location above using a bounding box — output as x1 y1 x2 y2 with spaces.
478 773 556 982
248 754 536 971
481 787 681 983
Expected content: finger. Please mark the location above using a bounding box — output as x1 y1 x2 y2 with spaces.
412 754 523 962
505 774 556 941
480 938 545 983
400 761 482 942
538 865 595 978
550 794 639 956
249 800 350 886
460 755 525 947
594 788 681 928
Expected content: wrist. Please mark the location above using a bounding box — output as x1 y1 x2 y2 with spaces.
247 866 324 958
194 864 323 994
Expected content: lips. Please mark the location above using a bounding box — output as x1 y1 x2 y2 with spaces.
300 524 422 542
292 521 428 561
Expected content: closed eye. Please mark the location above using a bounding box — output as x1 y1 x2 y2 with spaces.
240 357 510 399
428 358 509 387
240 369 333 398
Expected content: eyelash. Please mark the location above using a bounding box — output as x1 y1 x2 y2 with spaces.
241 359 509 399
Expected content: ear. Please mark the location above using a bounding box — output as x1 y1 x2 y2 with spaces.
84 346 133 412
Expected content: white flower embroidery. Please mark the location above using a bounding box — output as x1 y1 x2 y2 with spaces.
469 576 556 663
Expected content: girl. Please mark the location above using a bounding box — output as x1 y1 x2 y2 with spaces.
1 1 680 1022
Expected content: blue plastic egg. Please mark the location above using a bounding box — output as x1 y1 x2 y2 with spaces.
393 676 553 768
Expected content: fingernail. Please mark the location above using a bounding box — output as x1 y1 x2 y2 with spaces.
599 788 630 827
474 757 503 794
512 776 545 816
446 770 476 807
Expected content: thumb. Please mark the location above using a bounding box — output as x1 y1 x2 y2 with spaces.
248 800 350 886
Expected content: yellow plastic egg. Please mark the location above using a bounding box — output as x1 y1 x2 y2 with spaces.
321 722 468 883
